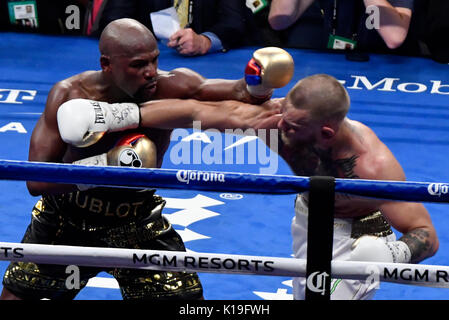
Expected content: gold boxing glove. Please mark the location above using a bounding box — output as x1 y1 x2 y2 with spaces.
106 133 157 168
73 133 157 190
244 47 294 98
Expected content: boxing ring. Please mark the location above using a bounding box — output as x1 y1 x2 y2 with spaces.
0 161 449 299
1 31 449 300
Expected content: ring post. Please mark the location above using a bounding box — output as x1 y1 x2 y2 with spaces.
305 176 335 300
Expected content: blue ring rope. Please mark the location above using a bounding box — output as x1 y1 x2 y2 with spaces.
0 159 447 203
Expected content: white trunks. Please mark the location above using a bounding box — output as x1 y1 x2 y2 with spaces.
291 194 396 300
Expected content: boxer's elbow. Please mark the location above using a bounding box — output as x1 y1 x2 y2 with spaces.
26 181 74 196
405 226 440 263
420 223 439 261
419 233 439 264
428 228 440 258
26 181 44 196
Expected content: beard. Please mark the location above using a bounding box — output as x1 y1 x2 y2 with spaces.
281 131 294 147
281 131 315 148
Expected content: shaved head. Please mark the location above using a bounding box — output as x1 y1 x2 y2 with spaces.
97 18 160 102
287 74 350 123
99 18 157 57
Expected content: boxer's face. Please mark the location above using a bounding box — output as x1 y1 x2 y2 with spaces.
107 43 160 102
277 98 319 146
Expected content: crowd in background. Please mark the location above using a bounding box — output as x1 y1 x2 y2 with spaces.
1 0 448 64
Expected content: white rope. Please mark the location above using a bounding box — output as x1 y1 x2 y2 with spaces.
0 242 448 289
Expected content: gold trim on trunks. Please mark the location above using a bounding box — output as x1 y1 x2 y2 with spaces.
351 211 393 239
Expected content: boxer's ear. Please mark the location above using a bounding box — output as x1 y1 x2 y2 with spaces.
100 55 111 72
321 126 335 140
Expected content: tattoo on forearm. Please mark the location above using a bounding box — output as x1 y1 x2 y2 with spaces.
399 229 431 262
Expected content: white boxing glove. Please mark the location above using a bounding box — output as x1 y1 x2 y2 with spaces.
350 235 411 263
57 99 140 147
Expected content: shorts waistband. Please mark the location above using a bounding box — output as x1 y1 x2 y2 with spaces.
41 189 166 230
350 211 393 238
294 194 392 239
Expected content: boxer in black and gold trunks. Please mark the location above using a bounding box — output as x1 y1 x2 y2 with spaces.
1 18 291 300
3 134 202 300
4 187 201 299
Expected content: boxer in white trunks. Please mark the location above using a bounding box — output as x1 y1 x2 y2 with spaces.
56 74 439 300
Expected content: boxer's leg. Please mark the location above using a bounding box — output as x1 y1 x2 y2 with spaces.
1 198 99 300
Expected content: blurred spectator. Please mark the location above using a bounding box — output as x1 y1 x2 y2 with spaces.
243 0 291 48
89 0 168 36
267 0 415 53
166 0 250 56
422 0 449 63
268 0 315 31
392 0 427 58
92 0 251 56
244 0 325 50
363 0 414 50
84 0 107 36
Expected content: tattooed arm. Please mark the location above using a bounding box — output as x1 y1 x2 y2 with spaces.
380 201 438 263
334 120 440 263
366 148 439 263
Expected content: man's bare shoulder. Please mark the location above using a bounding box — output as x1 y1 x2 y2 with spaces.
157 67 202 82
348 119 405 181
166 67 201 76
347 119 374 134
57 70 96 84
51 71 98 100
155 68 203 98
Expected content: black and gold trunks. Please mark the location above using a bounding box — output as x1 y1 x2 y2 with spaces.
2 188 203 300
